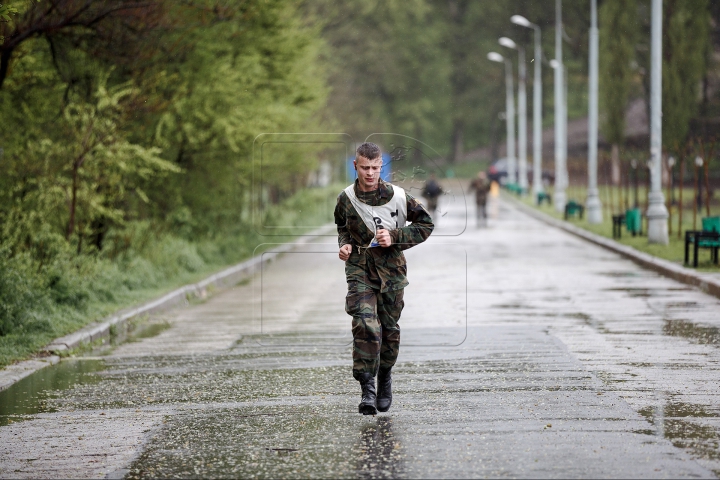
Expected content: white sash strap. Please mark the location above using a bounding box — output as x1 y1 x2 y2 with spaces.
344 184 407 248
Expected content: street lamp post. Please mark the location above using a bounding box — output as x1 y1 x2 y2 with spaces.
647 0 669 244
488 51 516 186
553 0 567 213
586 0 603 224
500 36 527 192
511 15 543 199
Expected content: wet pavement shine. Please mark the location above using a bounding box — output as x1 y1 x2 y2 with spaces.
2 196 720 478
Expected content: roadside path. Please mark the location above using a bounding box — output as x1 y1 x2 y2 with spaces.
1 195 720 478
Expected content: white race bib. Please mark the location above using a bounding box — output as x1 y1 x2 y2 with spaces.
344 184 407 247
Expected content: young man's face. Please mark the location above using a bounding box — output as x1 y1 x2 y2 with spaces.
354 155 383 192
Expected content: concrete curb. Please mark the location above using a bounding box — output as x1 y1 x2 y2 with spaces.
0 225 335 392
504 195 720 300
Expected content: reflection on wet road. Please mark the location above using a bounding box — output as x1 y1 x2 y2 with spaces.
356 417 403 479
1 196 720 478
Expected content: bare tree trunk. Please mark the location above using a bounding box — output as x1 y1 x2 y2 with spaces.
693 160 698 231
679 154 684 239
77 222 83 255
617 153 623 212
705 156 711 218
0 47 14 91
67 165 79 240
667 154 672 236
611 143 621 185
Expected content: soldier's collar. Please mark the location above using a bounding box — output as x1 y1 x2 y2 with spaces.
353 179 391 198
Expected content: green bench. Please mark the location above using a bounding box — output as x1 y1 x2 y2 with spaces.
611 209 642 238
536 192 551 206
504 183 525 196
625 208 642 236
685 216 720 267
564 200 584 220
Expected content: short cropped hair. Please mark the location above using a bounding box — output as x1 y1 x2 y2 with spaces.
356 142 381 161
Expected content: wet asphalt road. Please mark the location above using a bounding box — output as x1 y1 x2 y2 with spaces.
2 195 720 479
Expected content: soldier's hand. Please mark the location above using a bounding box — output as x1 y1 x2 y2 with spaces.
376 228 392 247
339 244 352 261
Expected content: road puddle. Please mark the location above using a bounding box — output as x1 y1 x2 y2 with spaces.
598 271 652 278
603 287 654 298
664 301 703 310
0 358 105 426
491 303 534 309
125 321 172 343
356 417 404 479
663 319 720 345
0 317 175 425
639 402 720 464
665 419 720 461
124 406 406 479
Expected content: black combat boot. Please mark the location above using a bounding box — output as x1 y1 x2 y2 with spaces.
357 372 377 415
376 366 392 412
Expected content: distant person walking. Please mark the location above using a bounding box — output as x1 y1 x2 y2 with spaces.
335 142 434 415
422 174 443 219
468 171 491 227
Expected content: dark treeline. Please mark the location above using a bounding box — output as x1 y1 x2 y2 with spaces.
321 0 717 160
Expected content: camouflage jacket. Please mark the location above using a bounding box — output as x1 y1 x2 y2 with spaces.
334 179 434 292
468 178 491 205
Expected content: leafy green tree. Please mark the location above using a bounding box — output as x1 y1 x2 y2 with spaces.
0 1 21 44
60 77 179 248
147 0 328 230
0 0 159 89
662 0 710 150
599 0 637 185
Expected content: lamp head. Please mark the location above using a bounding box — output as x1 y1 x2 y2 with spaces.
511 15 532 28
695 156 704 167
667 156 676 167
549 59 560 69
499 37 517 49
487 52 504 63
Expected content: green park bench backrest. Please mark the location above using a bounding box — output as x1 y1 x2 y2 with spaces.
702 216 720 233
566 200 581 210
626 208 641 232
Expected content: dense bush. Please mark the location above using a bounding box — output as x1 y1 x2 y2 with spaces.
0 252 50 336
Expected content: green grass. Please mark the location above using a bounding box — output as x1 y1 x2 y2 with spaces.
513 185 720 272
0 184 343 368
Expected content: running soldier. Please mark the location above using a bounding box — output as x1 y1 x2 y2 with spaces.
421 173 443 218
468 171 491 227
335 142 434 415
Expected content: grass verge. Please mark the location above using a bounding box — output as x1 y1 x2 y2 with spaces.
511 186 720 272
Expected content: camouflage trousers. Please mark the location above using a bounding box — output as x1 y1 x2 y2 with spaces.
345 281 404 379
